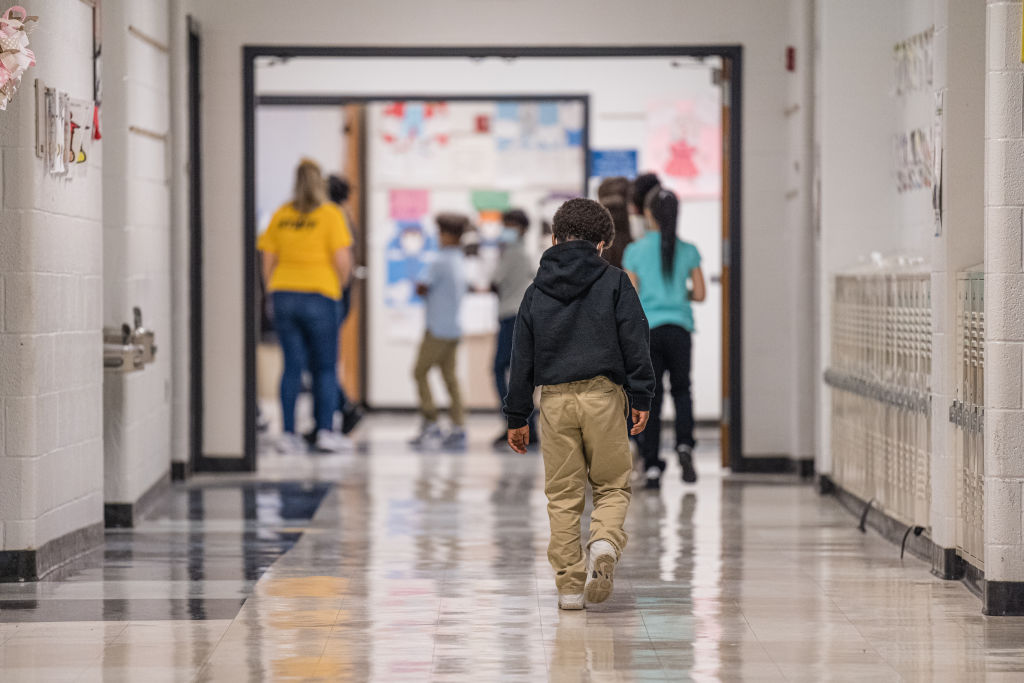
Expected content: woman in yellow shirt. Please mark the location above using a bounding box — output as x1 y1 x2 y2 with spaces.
258 159 353 453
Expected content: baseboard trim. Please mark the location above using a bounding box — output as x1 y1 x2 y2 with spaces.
817 475 1022 613
732 456 814 477
171 461 191 482
104 471 171 528
194 455 254 473
985 581 1024 616
0 521 104 582
826 476 935 565
930 546 966 581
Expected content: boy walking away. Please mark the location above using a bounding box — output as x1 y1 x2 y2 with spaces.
410 213 469 451
491 208 538 449
504 198 654 610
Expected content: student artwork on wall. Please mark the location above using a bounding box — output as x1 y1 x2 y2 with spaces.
40 87 95 177
372 99 584 188
892 27 934 97
385 189 436 308
366 98 586 403
893 127 933 194
644 99 721 200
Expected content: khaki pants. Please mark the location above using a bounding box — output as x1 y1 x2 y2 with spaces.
413 331 465 426
539 376 631 594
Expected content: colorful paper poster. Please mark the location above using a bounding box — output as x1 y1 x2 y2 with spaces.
645 99 722 200
538 102 559 126
590 149 637 179
496 101 519 121
385 219 437 310
471 189 510 212
389 188 430 220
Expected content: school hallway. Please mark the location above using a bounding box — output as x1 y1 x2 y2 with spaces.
0 415 1017 682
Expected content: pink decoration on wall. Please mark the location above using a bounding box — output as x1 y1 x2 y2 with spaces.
644 99 722 200
389 189 430 221
0 5 37 111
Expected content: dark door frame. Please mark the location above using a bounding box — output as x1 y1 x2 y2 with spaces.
237 45 744 473
186 16 205 476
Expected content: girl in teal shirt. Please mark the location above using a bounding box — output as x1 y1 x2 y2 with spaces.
622 188 705 488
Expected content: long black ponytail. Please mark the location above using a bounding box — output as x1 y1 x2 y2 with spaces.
646 188 679 279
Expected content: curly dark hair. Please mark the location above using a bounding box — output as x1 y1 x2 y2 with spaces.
552 198 614 246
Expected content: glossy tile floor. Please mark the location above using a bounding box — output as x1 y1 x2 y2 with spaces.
2 415 1023 681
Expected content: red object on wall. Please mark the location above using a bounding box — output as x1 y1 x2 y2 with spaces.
475 115 490 133
786 46 796 72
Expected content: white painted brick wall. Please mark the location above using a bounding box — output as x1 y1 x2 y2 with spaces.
102 0 174 505
0 0 105 552
987 342 1024 411
986 207 1023 273
985 0 1024 582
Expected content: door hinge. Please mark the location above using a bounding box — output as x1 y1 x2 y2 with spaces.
722 238 731 268
721 398 731 426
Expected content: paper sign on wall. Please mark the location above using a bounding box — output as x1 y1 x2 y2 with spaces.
470 189 510 212
590 149 638 179
389 188 430 220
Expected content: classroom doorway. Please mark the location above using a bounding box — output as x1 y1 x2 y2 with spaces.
242 47 743 470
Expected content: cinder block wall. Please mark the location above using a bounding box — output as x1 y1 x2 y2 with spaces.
928 0 987 560
0 0 104 557
102 0 174 511
984 0 1024 586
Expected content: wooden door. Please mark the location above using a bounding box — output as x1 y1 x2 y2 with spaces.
719 61 732 468
340 104 365 403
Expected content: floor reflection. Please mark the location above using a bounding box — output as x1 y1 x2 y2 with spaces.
2 416 1023 682
0 481 329 623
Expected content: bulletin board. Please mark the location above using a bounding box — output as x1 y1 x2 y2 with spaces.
365 97 587 408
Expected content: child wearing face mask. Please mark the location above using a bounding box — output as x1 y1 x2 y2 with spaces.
490 209 539 449
410 213 470 451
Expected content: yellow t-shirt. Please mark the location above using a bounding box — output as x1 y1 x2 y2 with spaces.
258 202 353 300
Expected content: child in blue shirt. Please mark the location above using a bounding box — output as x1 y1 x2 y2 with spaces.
410 213 469 451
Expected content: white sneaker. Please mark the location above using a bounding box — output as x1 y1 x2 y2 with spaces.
276 432 307 454
314 430 352 453
558 593 585 610
409 422 443 450
584 540 618 604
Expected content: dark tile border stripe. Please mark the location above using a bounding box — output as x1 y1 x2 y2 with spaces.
0 521 104 582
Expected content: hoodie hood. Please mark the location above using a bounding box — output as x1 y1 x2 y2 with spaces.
534 241 609 303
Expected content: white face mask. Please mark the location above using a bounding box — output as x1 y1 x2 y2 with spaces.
629 215 648 240
498 227 520 245
400 231 425 257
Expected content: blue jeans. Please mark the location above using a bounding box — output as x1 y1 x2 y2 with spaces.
273 291 339 434
335 294 351 414
495 315 537 434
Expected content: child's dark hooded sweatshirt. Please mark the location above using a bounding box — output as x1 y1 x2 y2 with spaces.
503 240 656 429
